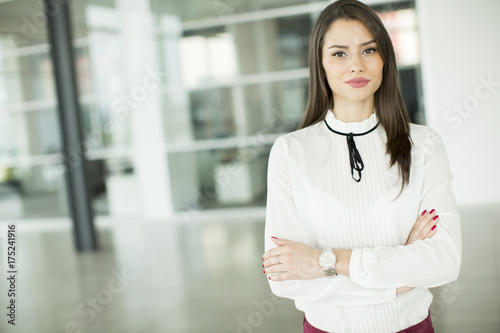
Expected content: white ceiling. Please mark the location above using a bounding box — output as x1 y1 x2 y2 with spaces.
0 0 322 26
0 0 406 41
150 0 326 22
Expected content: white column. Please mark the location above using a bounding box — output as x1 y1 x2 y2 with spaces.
116 0 174 219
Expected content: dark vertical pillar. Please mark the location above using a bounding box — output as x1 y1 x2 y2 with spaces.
44 0 98 251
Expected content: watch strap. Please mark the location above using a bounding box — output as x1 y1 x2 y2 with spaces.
323 267 337 277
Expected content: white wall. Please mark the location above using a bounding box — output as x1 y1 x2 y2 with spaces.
416 0 500 206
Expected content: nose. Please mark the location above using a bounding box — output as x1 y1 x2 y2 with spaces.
349 54 365 73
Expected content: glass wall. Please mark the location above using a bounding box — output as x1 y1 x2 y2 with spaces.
70 2 140 217
0 2 68 220
154 0 424 213
0 0 424 221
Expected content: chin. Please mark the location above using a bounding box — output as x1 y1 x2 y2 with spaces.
332 86 377 103
345 93 374 102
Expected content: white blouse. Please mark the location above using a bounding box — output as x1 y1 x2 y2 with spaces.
264 110 462 333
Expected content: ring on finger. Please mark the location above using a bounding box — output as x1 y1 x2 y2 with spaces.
274 255 280 265
412 235 419 241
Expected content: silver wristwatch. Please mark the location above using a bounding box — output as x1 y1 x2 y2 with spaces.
318 248 337 277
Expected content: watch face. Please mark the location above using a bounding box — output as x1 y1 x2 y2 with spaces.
319 251 336 268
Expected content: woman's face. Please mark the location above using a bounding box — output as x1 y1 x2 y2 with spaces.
322 19 384 104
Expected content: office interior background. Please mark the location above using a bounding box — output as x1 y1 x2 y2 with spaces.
0 0 499 332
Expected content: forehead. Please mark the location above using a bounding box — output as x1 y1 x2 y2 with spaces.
323 19 375 47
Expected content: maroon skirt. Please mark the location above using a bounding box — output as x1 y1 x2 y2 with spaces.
303 311 434 333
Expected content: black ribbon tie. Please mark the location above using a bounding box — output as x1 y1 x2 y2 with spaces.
324 119 379 183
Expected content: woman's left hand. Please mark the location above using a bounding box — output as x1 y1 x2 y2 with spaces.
262 238 325 281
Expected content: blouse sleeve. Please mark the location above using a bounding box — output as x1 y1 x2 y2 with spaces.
265 136 397 306
349 129 462 289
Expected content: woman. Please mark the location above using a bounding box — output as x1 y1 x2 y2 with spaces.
261 1 462 332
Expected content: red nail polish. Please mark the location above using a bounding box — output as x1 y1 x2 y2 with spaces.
268 277 271 280
431 225 436 230
263 270 266 273
433 215 439 220
271 236 278 239
421 210 427 216
430 209 435 214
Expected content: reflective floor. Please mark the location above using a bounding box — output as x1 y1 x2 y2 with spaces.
0 204 499 333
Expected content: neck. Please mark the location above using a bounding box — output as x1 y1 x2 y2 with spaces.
332 96 375 123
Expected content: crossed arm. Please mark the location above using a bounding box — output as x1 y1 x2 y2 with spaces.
262 133 461 304
263 209 440 294
263 238 350 278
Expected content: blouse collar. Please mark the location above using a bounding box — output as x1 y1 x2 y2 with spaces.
324 109 378 134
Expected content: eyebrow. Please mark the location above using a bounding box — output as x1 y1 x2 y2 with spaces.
327 39 376 50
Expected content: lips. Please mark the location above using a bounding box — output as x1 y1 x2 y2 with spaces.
345 77 370 88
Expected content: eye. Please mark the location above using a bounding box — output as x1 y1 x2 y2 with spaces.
363 47 377 55
332 51 346 58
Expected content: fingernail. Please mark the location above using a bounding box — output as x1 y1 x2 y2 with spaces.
431 225 437 230
268 277 271 280
263 270 266 273
262 264 264 267
421 210 427 216
271 236 278 239
262 257 264 260
433 215 439 220
430 209 435 214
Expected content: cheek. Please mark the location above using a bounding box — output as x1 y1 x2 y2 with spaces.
373 57 384 76
372 59 384 90
323 62 344 83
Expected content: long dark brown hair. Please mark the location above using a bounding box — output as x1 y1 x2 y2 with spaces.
299 0 412 192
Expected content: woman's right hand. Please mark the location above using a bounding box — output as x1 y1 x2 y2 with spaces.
396 209 440 295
